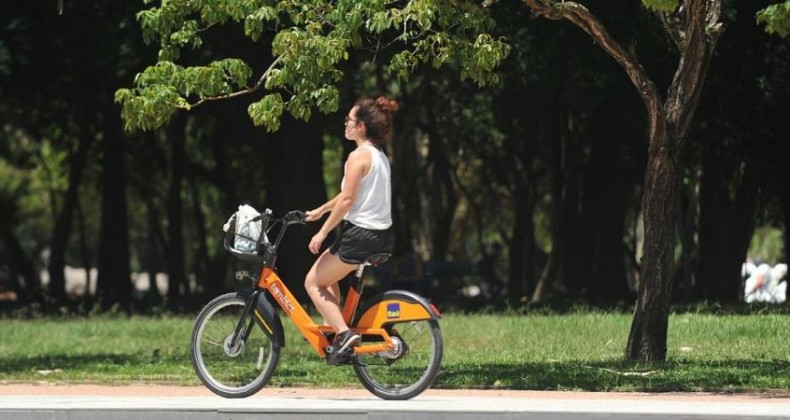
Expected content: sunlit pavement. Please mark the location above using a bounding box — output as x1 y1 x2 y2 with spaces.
1 387 789 420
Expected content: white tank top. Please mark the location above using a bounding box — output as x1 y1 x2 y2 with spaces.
342 145 392 230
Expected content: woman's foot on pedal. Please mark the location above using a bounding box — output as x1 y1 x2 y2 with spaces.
326 330 360 365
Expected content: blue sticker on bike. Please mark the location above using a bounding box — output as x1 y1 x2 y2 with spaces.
386 303 401 319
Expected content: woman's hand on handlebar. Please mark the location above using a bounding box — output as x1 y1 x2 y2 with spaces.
305 209 323 222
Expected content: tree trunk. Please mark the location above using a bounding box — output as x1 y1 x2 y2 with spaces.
96 113 132 309
560 108 584 298
697 127 762 302
48 135 92 303
626 140 680 361
675 177 698 302
0 199 43 305
191 126 236 298
134 133 165 303
188 169 211 296
595 190 630 302
584 80 636 303
166 114 188 303
783 195 790 268
391 97 421 258
261 116 328 304
508 182 536 303
75 199 93 299
532 101 563 302
422 84 458 261
584 156 631 303
145 200 163 302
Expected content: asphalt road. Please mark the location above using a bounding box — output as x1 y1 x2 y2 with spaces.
1 385 788 420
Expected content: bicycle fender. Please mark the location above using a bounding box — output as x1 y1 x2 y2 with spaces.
353 290 440 328
252 292 285 348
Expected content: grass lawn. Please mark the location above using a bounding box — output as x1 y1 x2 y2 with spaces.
0 310 788 392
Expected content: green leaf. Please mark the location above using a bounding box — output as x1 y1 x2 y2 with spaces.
169 20 202 50
311 85 340 114
244 6 279 41
248 94 284 132
642 0 679 12
366 11 391 34
757 1 790 38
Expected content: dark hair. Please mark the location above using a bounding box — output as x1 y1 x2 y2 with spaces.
354 96 399 146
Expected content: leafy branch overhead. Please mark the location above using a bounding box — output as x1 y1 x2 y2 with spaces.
115 0 511 132
757 0 790 38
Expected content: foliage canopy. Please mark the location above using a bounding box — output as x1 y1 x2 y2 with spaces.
115 0 510 132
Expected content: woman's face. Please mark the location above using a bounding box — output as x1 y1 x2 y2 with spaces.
344 106 364 141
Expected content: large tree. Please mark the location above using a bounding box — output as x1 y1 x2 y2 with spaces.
519 0 723 361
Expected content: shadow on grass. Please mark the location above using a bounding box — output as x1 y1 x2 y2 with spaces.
435 359 790 392
2 354 789 393
0 353 183 375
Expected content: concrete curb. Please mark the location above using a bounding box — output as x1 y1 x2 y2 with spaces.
2 393 790 420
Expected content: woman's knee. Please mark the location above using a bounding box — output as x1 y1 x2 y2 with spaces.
304 269 318 292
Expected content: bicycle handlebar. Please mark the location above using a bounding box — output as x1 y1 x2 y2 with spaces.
271 210 307 247
223 209 307 262
282 210 307 225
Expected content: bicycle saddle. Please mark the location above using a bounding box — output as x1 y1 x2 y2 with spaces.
366 253 391 266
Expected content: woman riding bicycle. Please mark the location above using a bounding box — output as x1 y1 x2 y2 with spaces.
304 96 399 365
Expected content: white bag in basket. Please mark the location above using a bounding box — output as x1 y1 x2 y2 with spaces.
223 204 262 252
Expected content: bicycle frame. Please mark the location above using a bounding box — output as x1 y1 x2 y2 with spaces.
255 265 439 358
226 210 440 360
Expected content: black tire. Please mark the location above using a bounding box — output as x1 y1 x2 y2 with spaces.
353 319 443 400
190 292 280 398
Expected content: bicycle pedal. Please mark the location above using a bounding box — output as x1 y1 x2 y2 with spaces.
328 355 363 366
325 348 355 366
325 354 347 366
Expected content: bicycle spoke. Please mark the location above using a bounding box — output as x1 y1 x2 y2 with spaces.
190 293 280 398
353 319 442 400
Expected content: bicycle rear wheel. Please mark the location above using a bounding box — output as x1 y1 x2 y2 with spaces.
190 292 280 398
353 319 443 400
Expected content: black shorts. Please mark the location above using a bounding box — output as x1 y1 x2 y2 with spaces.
329 221 394 264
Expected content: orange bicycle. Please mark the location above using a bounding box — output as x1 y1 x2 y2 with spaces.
190 209 443 400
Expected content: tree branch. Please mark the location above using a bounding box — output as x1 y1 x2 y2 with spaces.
523 0 666 146
190 55 284 108
658 9 685 51
664 0 723 144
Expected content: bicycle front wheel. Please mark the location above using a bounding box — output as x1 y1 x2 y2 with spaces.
190 292 280 398
353 319 443 400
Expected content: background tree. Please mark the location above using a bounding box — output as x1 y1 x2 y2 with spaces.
693 0 790 302
113 0 509 306
1 0 787 345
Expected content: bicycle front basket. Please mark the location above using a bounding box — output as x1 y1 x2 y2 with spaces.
222 206 270 261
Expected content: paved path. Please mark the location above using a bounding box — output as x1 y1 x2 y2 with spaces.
1 385 789 420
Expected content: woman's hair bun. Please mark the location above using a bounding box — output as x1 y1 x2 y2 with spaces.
375 96 399 113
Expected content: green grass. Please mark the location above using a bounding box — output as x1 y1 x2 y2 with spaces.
0 311 788 392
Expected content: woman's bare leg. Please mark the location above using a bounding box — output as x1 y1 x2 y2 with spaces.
305 250 356 332
320 283 342 326
327 283 341 305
